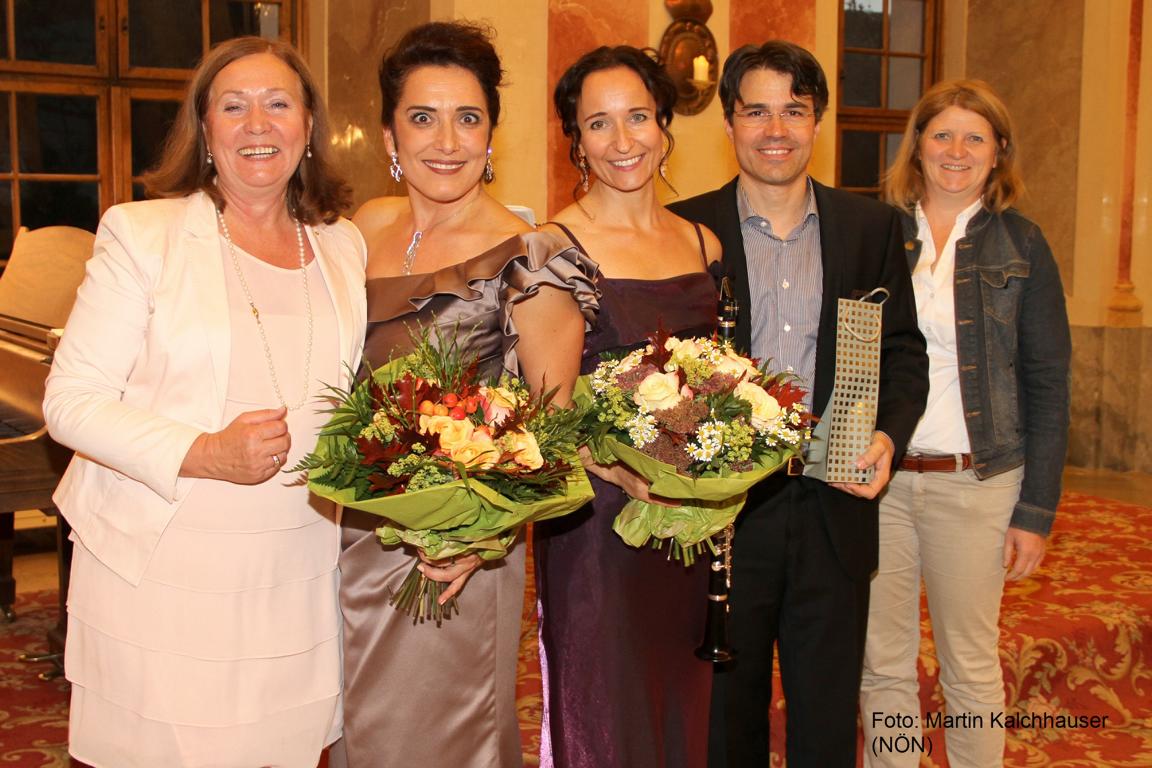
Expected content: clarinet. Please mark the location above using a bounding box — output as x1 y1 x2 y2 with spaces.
695 276 738 663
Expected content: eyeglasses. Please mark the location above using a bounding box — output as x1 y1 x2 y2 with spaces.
732 108 814 126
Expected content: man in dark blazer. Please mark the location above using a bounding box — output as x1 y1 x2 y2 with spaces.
668 41 928 767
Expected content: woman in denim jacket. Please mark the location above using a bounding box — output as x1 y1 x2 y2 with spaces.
859 80 1070 768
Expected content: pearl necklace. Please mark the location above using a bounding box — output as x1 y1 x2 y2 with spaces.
217 208 314 411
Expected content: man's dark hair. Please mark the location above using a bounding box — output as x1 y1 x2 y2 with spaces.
719 40 829 122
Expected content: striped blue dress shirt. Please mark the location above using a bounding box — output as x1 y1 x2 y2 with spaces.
738 178 823 410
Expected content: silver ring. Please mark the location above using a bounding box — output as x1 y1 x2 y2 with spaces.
272 454 281 469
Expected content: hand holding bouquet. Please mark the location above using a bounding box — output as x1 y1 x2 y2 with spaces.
577 329 811 564
293 328 592 623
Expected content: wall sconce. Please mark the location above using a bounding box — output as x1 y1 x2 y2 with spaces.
658 0 718 116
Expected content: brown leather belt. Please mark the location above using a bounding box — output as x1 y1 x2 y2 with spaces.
899 452 972 473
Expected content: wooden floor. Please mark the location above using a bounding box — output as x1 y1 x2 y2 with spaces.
12 467 1152 595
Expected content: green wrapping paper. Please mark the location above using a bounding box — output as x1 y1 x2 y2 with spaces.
588 434 794 561
306 434 594 560
293 330 594 622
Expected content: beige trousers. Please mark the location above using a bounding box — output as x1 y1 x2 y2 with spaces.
860 466 1023 768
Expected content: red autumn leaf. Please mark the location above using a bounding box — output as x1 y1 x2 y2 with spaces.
767 379 808 412
390 372 438 413
641 321 674 369
356 435 410 469
368 471 406 494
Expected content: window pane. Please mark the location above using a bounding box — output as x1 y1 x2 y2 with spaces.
210 0 282 46
842 53 882 108
841 131 881 188
128 0 203 70
885 132 905 173
0 184 12 259
131 100 181 176
887 57 922 110
0 5 7 60
0 94 10 173
14 0 96 66
19 181 100 232
891 0 925 53
17 94 99 174
843 0 883 49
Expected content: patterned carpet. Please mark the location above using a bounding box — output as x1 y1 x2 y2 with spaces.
0 591 69 767
4 491 1150 766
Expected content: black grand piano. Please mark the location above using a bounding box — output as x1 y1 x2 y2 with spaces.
0 225 94 670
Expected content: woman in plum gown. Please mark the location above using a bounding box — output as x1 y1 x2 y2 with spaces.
534 46 723 768
329 22 597 768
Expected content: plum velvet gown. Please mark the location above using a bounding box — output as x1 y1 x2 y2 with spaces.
535 222 718 768
332 231 598 768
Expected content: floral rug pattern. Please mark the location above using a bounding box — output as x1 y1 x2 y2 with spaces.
4 492 1150 766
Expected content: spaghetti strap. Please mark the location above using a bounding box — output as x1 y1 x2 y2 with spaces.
692 222 709 268
546 220 590 256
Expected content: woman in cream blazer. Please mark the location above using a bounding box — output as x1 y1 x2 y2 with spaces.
43 38 366 768
46 190 366 583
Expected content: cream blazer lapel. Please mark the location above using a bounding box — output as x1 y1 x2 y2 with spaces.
182 192 233 417
307 223 366 391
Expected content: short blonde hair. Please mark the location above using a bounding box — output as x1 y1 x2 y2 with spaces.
883 79 1024 214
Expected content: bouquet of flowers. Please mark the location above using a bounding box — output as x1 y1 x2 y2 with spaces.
577 329 811 564
293 329 592 623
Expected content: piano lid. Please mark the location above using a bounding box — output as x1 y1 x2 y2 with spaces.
0 226 95 334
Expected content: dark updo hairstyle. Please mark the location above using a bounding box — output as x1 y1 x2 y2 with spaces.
142 36 351 225
553 46 678 193
378 21 504 133
719 40 829 123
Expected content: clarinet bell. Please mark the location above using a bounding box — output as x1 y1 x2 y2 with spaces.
695 596 736 663
695 550 737 662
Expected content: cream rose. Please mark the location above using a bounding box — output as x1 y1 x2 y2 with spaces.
449 433 497 469
434 418 477 454
633 371 683 412
735 381 781 429
714 348 760 381
664 337 703 368
501 429 544 470
444 437 495 469
418 414 456 436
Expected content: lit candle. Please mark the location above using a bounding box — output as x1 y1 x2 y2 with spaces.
692 54 709 82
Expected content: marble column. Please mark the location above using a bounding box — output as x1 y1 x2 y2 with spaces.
967 0 1083 284
324 0 431 210
1107 0 1146 328
546 0 650 216
729 0 815 50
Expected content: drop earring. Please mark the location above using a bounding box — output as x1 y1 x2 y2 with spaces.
305 143 313 159
206 150 214 166
483 147 495 184
578 154 590 192
390 151 403 182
